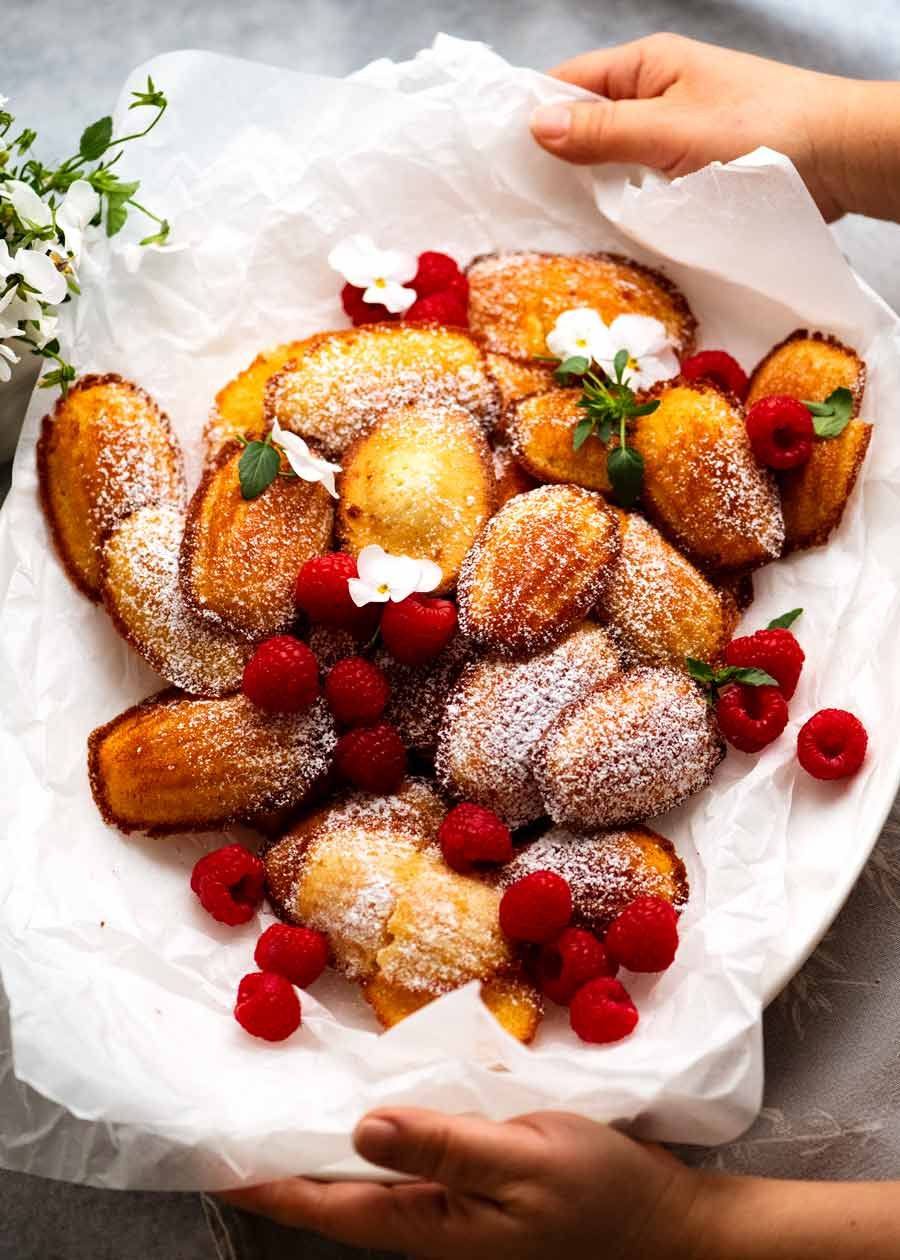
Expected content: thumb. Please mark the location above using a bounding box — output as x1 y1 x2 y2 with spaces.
530 97 688 171
353 1107 542 1197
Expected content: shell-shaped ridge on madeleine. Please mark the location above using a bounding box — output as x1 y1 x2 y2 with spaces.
532 666 724 830
457 483 621 657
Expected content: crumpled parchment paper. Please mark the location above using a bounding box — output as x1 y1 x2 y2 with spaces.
1 35 899 1189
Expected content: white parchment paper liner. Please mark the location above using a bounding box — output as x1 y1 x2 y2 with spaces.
1 36 899 1189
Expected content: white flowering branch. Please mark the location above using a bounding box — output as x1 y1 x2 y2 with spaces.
0 77 169 393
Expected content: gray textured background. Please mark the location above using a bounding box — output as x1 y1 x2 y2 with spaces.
3 1 900 1257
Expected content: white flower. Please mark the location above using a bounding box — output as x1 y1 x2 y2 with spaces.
595 314 679 391
0 342 20 383
0 95 8 110
347 544 442 607
271 417 342 498
0 239 66 305
0 179 52 229
327 234 417 314
545 307 610 363
55 180 100 262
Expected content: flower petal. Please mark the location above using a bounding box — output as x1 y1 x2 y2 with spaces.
631 350 680 391
1 180 52 228
608 314 669 358
327 234 379 282
385 554 424 603
61 179 100 227
348 577 388 607
414 558 443 593
367 280 416 314
15 247 66 305
356 543 390 587
379 248 418 285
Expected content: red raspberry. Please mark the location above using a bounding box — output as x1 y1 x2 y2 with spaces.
725 628 805 699
234 971 301 1042
405 290 468 327
680 350 748 400
412 251 462 298
438 803 513 874
334 721 407 793
745 395 814 470
716 682 789 753
605 896 679 973
254 923 329 988
537 927 618 1005
340 281 396 326
325 656 390 726
242 636 319 714
569 977 639 1044
190 844 265 926
295 553 379 639
380 594 458 666
499 870 573 944
797 708 868 780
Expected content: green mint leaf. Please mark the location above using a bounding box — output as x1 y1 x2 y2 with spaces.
556 355 590 379
139 219 170 247
106 200 128 237
628 399 661 418
686 657 715 684
717 665 779 688
613 347 629 383
596 416 614 444
238 440 280 500
607 444 644 507
767 608 803 630
79 116 113 161
572 417 595 451
803 386 853 439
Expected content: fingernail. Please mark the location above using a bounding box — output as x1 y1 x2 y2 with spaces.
530 103 572 140
354 1116 400 1162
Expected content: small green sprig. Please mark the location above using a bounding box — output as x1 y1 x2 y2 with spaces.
686 658 778 703
560 348 660 507
803 387 853 439
236 433 305 499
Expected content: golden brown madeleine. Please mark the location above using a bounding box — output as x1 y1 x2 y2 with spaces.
498 824 689 936
377 848 514 994
88 691 336 835
436 622 620 828
100 505 250 697
457 484 620 656
180 439 333 639
491 442 538 508
265 323 502 459
363 973 543 1044
596 513 738 667
485 351 556 416
510 388 612 493
292 826 430 979
631 381 784 571
263 778 447 921
337 403 496 592
780 419 872 550
203 340 309 467
532 666 724 830
374 633 474 759
746 330 866 411
37 374 185 600
467 251 696 360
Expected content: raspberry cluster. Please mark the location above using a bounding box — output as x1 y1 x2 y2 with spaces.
342 250 469 328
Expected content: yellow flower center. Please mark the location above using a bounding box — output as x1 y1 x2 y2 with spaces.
373 276 387 289
377 582 390 595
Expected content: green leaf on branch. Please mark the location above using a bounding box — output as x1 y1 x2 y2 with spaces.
803 387 853 439
686 656 778 702
238 440 280 500
139 219 170 247
613 347 630 383
607 444 644 507
572 416 595 451
79 116 113 161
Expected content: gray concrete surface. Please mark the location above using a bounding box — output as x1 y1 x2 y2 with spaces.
3 2 900 1256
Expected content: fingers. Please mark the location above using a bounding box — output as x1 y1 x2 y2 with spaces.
354 1107 543 1196
530 97 691 171
221 1177 452 1252
548 33 689 99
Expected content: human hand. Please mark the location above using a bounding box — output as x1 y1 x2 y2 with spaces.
530 34 900 223
222 1107 702 1259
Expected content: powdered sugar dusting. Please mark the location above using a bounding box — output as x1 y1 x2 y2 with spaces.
533 666 724 829
101 505 250 696
435 622 620 827
498 825 689 934
267 324 501 460
375 632 475 757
